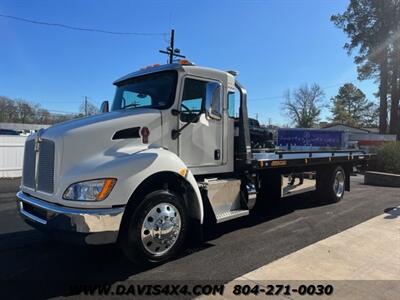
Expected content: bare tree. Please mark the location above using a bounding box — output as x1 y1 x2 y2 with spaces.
15 100 34 123
79 100 99 116
37 108 52 124
0 96 18 122
0 95 77 124
282 83 325 128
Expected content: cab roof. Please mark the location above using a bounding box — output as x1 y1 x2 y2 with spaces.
113 62 233 85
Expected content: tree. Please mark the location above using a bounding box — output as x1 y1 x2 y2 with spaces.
363 103 380 127
79 99 99 116
282 83 325 128
330 83 376 127
36 108 52 124
15 100 34 123
0 95 77 124
0 96 17 122
389 1 400 135
331 0 400 135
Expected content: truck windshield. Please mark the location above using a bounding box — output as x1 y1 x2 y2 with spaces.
112 70 177 111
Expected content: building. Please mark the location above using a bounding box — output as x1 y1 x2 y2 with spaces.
322 123 396 151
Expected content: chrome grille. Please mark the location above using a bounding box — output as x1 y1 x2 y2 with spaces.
22 139 35 189
37 139 55 193
22 138 55 193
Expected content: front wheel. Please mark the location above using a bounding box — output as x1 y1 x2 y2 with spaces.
317 166 346 203
120 190 188 266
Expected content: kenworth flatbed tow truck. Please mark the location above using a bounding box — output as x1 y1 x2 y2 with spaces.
17 60 373 265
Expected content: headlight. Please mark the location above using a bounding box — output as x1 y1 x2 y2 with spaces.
63 178 116 201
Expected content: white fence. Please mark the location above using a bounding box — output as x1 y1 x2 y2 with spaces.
0 135 26 178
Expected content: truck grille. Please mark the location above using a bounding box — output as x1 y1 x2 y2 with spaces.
37 140 55 193
22 139 36 189
22 138 55 193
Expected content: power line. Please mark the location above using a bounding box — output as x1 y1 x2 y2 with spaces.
0 14 167 36
248 95 283 101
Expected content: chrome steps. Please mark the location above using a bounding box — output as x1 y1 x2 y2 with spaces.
215 209 249 223
199 178 250 224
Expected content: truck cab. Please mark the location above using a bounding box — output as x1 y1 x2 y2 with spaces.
110 61 238 175
16 60 370 265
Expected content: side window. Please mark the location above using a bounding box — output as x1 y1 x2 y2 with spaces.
180 78 206 122
180 78 223 122
206 82 222 120
227 91 235 118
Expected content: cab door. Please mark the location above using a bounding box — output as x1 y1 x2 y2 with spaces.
178 77 223 169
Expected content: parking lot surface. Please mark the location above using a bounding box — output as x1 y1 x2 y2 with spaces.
0 175 399 298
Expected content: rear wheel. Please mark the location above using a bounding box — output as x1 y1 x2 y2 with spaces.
317 166 346 203
120 190 188 266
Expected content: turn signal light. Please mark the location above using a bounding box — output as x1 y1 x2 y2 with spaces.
96 179 117 201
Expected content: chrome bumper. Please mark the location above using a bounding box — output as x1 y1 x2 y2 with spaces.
16 191 125 245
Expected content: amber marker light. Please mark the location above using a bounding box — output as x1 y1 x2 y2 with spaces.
96 178 117 201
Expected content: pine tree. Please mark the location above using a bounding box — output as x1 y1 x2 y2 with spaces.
330 83 376 127
331 0 396 134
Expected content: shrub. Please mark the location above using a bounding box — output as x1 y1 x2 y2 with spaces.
372 142 400 174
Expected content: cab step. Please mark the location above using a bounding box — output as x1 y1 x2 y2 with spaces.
199 177 251 224
215 209 249 223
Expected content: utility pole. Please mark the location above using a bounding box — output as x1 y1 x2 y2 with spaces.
159 29 186 63
84 96 88 116
169 29 174 63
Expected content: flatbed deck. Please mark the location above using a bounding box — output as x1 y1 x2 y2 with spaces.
251 149 373 170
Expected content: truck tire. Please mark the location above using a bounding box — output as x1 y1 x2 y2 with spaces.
120 190 188 266
317 166 346 203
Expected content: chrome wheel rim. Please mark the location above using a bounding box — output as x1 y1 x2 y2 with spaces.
333 170 345 198
140 203 181 256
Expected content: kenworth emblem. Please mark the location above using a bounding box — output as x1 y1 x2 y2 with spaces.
34 128 44 152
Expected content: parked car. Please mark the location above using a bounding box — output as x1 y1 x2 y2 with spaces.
0 129 19 135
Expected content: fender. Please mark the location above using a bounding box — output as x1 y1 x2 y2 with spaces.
122 147 204 223
101 148 204 224
56 147 203 223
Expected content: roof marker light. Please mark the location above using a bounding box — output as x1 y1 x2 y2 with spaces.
140 64 161 70
177 59 192 65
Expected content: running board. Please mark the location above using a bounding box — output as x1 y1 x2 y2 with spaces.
199 178 250 224
215 209 249 223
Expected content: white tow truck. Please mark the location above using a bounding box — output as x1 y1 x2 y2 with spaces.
17 60 373 265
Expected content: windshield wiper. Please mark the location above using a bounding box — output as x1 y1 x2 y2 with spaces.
122 103 142 109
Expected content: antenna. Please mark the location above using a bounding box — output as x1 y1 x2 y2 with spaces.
159 29 186 63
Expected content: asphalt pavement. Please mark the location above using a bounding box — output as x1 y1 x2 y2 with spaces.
0 175 399 299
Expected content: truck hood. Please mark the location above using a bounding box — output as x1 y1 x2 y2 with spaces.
42 108 160 139
38 108 163 188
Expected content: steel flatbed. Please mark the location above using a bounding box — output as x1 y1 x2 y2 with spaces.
251 149 373 170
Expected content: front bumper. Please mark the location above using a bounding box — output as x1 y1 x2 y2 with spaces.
16 191 125 245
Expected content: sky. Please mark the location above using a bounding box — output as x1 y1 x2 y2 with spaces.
0 0 377 126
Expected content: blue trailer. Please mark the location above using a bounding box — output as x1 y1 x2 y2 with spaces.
277 128 344 150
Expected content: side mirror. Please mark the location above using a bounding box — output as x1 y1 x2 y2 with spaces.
205 82 222 120
100 101 109 113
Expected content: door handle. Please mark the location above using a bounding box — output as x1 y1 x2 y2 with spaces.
214 149 221 160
